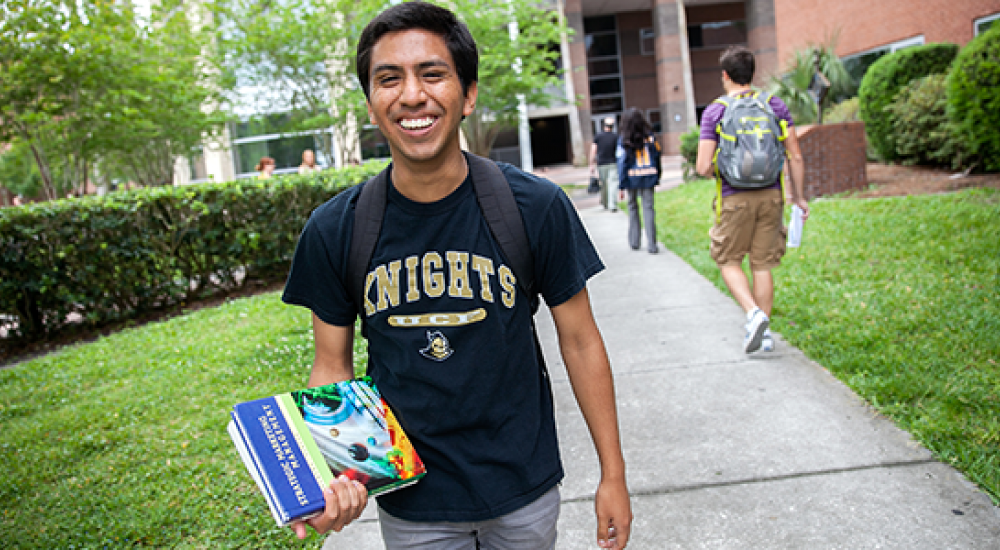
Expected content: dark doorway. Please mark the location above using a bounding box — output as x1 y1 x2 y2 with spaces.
529 116 571 167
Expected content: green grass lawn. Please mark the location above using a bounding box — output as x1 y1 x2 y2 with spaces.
0 295 367 548
2 180 997 547
654 179 1000 504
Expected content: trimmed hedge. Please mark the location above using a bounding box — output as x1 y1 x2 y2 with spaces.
858 43 959 161
888 74 966 169
947 25 1000 172
0 163 385 341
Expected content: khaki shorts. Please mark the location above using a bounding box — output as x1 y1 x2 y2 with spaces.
709 188 786 271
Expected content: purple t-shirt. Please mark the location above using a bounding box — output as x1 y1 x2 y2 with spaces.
700 91 794 197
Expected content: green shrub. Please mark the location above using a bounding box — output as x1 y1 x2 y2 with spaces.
769 41 857 126
824 97 860 123
888 74 967 169
679 126 700 181
947 25 1000 172
858 43 959 161
0 163 385 341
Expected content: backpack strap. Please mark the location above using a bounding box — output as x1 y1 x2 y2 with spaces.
756 91 790 203
465 152 537 310
347 165 390 317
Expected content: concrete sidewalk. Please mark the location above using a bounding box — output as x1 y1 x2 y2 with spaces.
538 206 999 548
323 170 999 549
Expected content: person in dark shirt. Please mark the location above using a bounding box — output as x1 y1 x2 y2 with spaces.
590 116 621 211
282 2 632 548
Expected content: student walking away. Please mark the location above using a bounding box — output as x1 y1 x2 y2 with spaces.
281 2 632 548
590 116 621 211
695 45 810 354
616 108 661 254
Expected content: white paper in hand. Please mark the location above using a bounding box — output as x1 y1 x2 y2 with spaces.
787 205 804 248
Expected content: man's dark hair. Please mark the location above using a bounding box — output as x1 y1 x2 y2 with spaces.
619 107 651 151
356 1 479 99
720 46 755 86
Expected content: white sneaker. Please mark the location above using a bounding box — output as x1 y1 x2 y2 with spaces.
744 308 769 353
760 329 774 352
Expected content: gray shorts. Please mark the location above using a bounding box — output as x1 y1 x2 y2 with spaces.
377 485 560 549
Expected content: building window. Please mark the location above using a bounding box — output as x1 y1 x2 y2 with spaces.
188 148 209 182
975 13 1000 35
359 124 390 161
584 15 625 116
232 133 319 177
687 20 747 50
229 112 335 177
842 35 925 84
640 28 655 56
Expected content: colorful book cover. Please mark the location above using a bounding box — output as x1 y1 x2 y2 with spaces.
228 377 426 526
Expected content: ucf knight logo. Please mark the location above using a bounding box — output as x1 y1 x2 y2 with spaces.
419 330 454 362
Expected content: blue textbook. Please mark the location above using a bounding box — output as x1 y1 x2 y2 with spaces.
228 377 426 526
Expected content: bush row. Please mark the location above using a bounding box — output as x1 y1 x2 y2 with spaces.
860 26 1000 170
947 24 1000 172
858 42 959 162
0 163 386 341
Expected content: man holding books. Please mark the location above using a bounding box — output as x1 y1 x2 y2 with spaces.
282 2 631 548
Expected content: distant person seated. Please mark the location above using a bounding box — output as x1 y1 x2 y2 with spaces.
298 149 320 175
256 157 276 179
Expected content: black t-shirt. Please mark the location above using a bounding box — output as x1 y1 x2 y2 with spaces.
594 131 619 165
282 163 604 522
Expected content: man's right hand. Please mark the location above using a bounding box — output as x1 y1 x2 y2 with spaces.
291 475 369 539
792 197 810 221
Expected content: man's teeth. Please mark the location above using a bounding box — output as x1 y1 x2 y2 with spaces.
400 117 435 130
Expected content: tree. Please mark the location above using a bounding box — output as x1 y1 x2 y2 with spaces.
209 0 378 167
98 0 227 187
0 0 74 199
0 0 223 197
453 0 568 156
210 0 568 163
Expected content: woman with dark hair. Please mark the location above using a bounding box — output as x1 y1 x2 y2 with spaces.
617 107 661 253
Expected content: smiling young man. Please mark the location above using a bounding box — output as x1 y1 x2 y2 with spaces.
280 2 631 549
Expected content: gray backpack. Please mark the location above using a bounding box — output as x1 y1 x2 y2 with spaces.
713 91 787 189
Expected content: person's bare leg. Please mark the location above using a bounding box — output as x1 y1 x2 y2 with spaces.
751 270 774 316
720 264 757 314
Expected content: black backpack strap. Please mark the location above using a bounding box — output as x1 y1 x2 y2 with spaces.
465 153 549 382
465 153 537 308
347 165 390 318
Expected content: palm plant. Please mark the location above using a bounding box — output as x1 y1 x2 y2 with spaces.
769 41 856 125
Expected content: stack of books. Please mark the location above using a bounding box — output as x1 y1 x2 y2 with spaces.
228 377 426 525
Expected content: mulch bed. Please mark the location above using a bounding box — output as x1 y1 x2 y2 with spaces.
850 163 1000 198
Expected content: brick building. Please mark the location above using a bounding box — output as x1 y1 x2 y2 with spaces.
548 0 999 159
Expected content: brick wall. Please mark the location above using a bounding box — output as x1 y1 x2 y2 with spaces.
795 122 867 199
773 0 998 68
